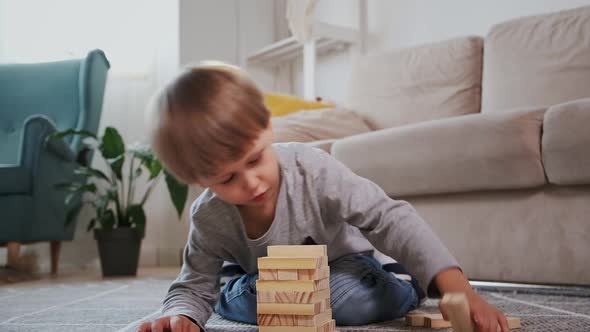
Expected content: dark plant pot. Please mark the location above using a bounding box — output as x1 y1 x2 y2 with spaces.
94 228 144 277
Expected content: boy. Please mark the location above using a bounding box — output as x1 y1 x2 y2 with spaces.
139 63 509 332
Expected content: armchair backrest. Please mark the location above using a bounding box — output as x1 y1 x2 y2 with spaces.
0 49 110 164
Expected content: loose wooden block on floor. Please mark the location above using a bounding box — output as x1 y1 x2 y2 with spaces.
258 319 336 332
258 309 333 326
406 313 451 328
257 288 331 304
268 245 327 257
258 298 330 315
440 293 473 332
440 293 521 331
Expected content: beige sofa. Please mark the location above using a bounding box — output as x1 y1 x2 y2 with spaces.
276 6 590 285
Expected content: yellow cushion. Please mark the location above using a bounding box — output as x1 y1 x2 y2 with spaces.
264 92 333 117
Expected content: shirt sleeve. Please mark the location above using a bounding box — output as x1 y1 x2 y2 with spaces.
162 219 223 330
309 146 460 297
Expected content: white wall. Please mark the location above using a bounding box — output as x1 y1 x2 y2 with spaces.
136 0 276 268
179 0 276 90
296 0 590 103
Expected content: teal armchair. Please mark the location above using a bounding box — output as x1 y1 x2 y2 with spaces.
0 50 110 275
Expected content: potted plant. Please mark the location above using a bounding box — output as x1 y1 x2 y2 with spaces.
47 127 188 277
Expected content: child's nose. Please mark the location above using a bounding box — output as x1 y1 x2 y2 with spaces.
243 171 259 191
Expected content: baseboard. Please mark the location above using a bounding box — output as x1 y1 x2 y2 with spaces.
139 247 183 267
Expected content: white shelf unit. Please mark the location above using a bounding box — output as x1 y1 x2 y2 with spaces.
247 22 360 66
246 0 368 99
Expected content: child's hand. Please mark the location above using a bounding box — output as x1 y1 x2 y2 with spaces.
137 315 200 332
439 291 509 332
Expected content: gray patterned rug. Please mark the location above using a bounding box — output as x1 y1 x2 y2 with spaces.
0 277 589 331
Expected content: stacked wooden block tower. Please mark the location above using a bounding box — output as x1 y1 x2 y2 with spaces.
257 245 336 332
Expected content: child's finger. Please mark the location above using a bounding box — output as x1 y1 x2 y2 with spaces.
486 318 497 332
151 318 168 332
137 321 151 332
497 313 509 332
438 302 449 320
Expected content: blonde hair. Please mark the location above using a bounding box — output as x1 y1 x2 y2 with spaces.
148 62 270 184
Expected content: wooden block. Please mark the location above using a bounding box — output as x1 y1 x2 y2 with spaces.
297 267 330 280
505 317 521 330
258 309 333 326
278 269 298 280
257 298 330 315
257 288 330 304
256 278 329 292
258 319 335 332
440 293 474 332
406 310 520 331
258 256 328 269
425 315 452 329
259 269 280 280
267 245 327 257
259 267 330 281
406 313 451 328
406 313 427 327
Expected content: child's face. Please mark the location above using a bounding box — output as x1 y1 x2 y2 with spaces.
197 125 280 209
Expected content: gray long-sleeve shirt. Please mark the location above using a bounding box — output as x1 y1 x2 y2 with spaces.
162 142 459 330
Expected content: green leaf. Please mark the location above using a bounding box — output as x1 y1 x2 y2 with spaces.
74 167 110 182
86 218 96 232
128 143 152 161
99 209 116 230
99 127 125 159
164 170 188 219
148 159 162 180
93 193 112 216
65 192 78 206
109 155 125 180
46 129 97 144
65 201 84 227
127 204 146 233
55 182 97 194
129 144 161 180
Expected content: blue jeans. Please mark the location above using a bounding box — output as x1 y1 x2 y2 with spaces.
215 253 419 326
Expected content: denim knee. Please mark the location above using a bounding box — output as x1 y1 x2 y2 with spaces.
330 254 419 325
215 272 258 324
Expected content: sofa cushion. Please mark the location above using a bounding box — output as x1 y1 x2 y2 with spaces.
482 6 590 113
542 98 590 185
346 36 483 130
272 107 372 143
332 108 547 197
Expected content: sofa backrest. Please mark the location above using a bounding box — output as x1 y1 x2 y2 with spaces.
346 36 483 130
482 6 590 113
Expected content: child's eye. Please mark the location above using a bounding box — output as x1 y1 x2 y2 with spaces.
221 174 234 184
248 155 261 165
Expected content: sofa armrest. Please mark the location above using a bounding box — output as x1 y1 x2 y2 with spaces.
332 108 547 197
305 138 338 153
542 98 590 185
21 116 76 167
20 115 79 239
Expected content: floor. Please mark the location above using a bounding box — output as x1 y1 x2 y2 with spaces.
1 267 589 332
